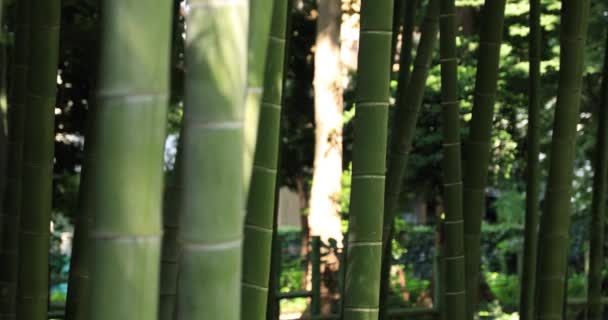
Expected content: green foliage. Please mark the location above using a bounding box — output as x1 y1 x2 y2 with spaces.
387 268 431 307
567 273 587 298
493 190 524 225
484 272 520 313
279 262 305 293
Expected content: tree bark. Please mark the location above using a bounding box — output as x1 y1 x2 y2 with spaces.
309 0 344 246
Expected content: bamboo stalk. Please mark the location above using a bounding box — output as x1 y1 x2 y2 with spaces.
535 1 591 318
342 0 393 318
64 114 95 320
241 0 289 318
393 0 419 93
519 0 542 319
243 0 276 198
0 0 29 318
16 1 60 319
379 0 439 317
158 141 182 320
175 0 247 319
586 30 608 320
438 0 466 318
84 1 172 319
462 1 506 317
158 2 186 318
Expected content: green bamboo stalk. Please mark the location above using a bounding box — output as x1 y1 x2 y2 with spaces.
462 1 506 317
586 30 608 320
158 2 186 318
390 0 404 61
158 147 181 320
243 0 276 199
16 1 60 319
379 0 439 317
535 1 590 318
84 1 172 319
519 0 541 319
393 0 419 92
342 0 393 319
175 0 247 319
64 107 97 320
438 0 466 318
0 1 28 318
241 0 289 318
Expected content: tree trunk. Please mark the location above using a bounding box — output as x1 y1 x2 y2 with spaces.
380 0 439 317
175 1 247 319
242 1 289 318
84 1 172 319
586 30 608 320
16 1 60 319
519 0 541 319
309 0 344 247
535 1 590 318
342 0 393 319
438 0 466 318
243 0 276 199
462 1 506 318
0 0 28 318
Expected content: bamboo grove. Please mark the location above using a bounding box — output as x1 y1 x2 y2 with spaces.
0 0 605 320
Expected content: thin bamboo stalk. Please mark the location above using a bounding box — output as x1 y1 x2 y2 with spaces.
84 1 172 319
342 0 393 319
586 30 608 320
241 0 289 318
16 1 60 319
438 0 466 318
462 1 506 317
519 0 541 319
175 0 247 319
393 0 419 93
0 1 29 318
64 112 96 320
243 0 276 198
158 140 182 320
379 0 439 317
535 1 591 318
158 2 186 318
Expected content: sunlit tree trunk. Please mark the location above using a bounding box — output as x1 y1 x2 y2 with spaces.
535 1 590 318
309 0 344 246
